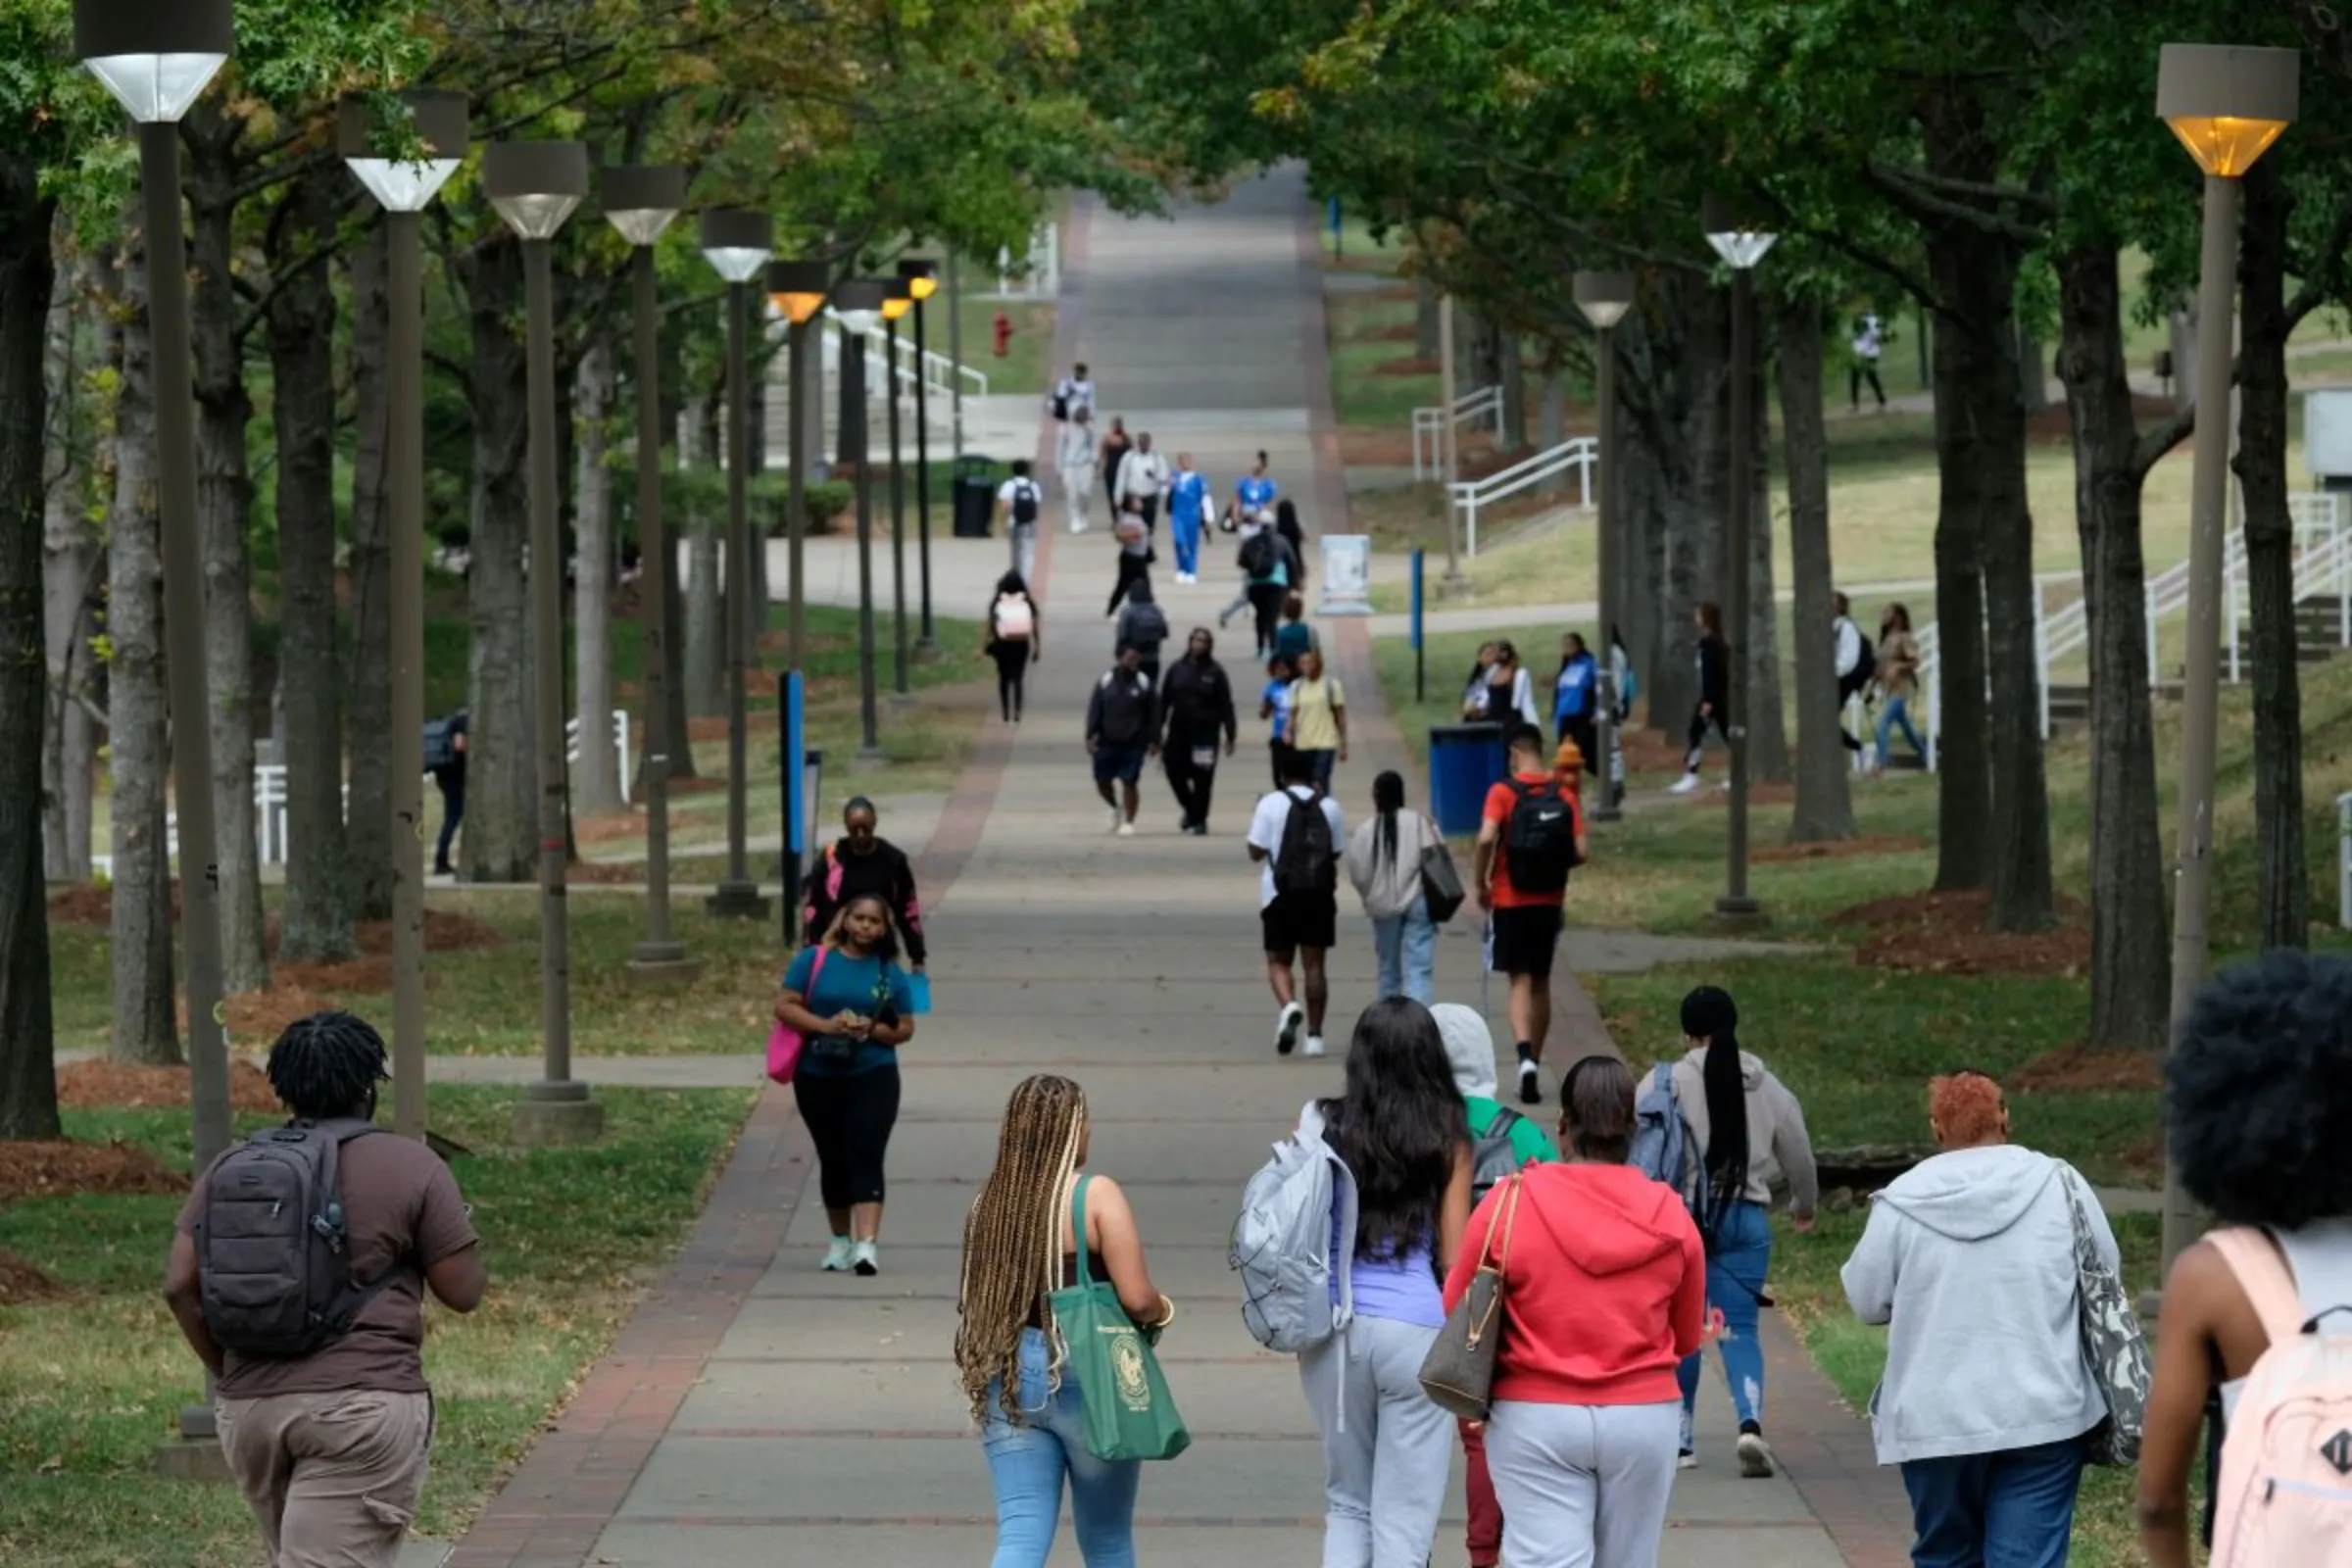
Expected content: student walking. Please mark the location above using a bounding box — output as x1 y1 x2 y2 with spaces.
1112 578 1169 685
803 797 929 972
1229 451 1277 528
1166 452 1209 583
1087 647 1159 837
1057 407 1099 534
1473 722 1589 1105
1275 499 1309 599
1432 1004 1564 1568
1850 314 1886 410
1157 628 1237 836
1842 1070 2117 1568
1467 639 1542 728
1113 431 1169 533
1669 986 1818 1475
1247 749 1346 1057
1285 649 1348 794
987 572 1042 723
1098 416 1133 518
1105 503 1152 617
1344 771 1441 1004
1296 998 1475 1568
1670 603 1732 795
1260 654 1298 792
1874 603 1927 769
1606 625 1637 808
777 894 918 1275
1273 592 1318 665
1052 363 1097 425
426 708 467 875
1553 632 1598 764
167 1012 485 1568
1235 519 1290 658
1445 1055 1707 1568
1833 592 1875 756
956 1074 1173 1568
998 460 1047 579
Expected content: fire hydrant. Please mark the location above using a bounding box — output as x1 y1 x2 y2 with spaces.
992 310 1012 359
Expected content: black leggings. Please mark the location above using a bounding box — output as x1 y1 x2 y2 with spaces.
1107 554 1149 616
1685 706 1731 772
1837 668 1870 751
793 1063 902 1210
1248 581 1285 657
991 640 1031 720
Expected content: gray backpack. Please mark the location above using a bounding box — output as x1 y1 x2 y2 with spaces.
196 1120 401 1358
1470 1105 1528 1204
1232 1101 1358 1353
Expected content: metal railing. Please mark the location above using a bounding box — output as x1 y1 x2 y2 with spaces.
813 311 988 400
1410 386 1503 479
1447 437 1597 557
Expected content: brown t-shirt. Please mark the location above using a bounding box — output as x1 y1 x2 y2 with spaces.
176 1126 479 1398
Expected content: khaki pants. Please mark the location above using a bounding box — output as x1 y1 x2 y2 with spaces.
218 1390 434 1568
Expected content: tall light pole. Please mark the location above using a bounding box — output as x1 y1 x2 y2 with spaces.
1438 293 1463 590
882 280 914 700
899 258 941 652
2154 43 2298 1275
1575 270 1636 827
699 209 775 922
1702 196 1777 927
605 166 698 983
340 90 468 1136
946 253 967 457
835 280 890 760
483 141 601 1146
768 262 829 945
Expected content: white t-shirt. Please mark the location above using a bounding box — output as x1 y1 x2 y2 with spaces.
1057 376 1096 417
1247 785 1347 908
998 477 1044 526
1834 615 1866 678
1852 316 1883 360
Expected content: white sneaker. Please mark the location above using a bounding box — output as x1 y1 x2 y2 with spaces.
1737 1431 1775 1478
1106 806 1122 832
1302 1035 1327 1057
853 1240 880 1277
1275 1002 1305 1055
1115 821 1137 837
1678 1449 1698 1471
1669 773 1702 796
821 1236 854 1272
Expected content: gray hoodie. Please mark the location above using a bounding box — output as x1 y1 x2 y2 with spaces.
1840 1144 2113 1464
1669 1049 1819 1216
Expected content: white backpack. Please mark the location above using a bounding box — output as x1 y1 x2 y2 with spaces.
2208 1224 2352 1564
1231 1100 1357 1354
993 593 1033 641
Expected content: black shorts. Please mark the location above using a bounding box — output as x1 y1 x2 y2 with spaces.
1491 904 1564 979
1262 891 1338 956
1093 744 1147 785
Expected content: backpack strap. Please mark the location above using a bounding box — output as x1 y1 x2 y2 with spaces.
2207 1225 2305 1344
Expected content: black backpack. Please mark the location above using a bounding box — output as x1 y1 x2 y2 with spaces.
1502 779 1580 896
1010 479 1041 527
1272 792 1335 898
1471 1105 1529 1203
422 717 457 773
1239 529 1276 577
196 1120 404 1358
1840 618 1877 684
1125 602 1169 648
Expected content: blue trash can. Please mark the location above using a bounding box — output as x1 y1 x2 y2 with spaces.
1429 722 1507 837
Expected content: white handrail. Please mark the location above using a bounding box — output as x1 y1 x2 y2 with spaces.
1410 386 1503 480
812 311 988 399
1446 436 1597 557
563 710 634 802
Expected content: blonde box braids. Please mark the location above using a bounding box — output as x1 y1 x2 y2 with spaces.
955 1074 1088 1428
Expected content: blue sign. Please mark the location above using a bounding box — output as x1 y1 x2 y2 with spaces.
1410 549 1426 651
784 669 808 858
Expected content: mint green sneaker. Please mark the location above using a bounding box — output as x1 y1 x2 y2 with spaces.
821 1236 854 1272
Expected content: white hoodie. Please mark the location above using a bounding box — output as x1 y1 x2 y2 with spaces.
1840 1144 2113 1464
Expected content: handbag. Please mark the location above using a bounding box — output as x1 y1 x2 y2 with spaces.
764 947 829 1085
1048 1175 1191 1462
2060 1168 2150 1465
1418 1173 1523 1420
1418 823 1466 924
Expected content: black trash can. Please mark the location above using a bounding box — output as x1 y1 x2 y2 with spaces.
953 455 999 538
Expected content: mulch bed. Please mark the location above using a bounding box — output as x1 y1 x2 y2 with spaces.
2005 1046 2164 1093
0 1250 69 1305
57 1059 280 1114
1753 834 1930 865
1833 888 2092 977
1372 355 1441 377
575 809 649 848
0 1139 188 1206
355 910 506 956
566 860 646 885
219 983 352 1041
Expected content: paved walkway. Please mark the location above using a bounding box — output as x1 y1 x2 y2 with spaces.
445 168 1910 1568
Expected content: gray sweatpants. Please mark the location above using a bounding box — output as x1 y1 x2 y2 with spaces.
1297 1315 1452 1568
1485 1398 1681 1568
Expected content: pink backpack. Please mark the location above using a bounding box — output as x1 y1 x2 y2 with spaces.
2207 1226 2352 1564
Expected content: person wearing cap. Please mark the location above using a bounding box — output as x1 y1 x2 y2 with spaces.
1553 738 1587 800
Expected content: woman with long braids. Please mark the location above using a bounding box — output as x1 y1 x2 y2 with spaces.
1666 986 1818 1477
1670 603 1732 795
1343 770 1440 1003
956 1075 1171 1567
776 893 917 1275
1292 998 1473 1567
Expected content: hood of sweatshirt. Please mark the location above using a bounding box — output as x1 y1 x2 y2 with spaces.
1870 1143 2062 1244
1434 1004 1496 1101
1519 1162 1688 1276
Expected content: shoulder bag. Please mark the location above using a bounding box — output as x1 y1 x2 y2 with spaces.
2060 1166 2150 1465
1049 1175 1191 1462
1417 815 1466 924
1419 1173 1523 1420
764 947 829 1085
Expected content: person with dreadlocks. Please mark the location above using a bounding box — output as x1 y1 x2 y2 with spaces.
165 1011 485 1568
956 1074 1171 1566
1665 985 1817 1478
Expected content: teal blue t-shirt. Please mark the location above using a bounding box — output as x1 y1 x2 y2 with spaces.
784 946 913 1077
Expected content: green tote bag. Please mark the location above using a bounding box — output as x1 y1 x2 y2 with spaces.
1048 1175 1192 1463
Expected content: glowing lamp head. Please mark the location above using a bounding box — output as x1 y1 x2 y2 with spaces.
2157 44 2299 178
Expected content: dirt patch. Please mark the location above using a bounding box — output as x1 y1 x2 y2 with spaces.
665 774 726 798
354 910 505 956
1367 321 1421 344
0 1139 189 1205
2006 1046 2164 1093
574 809 648 848
566 860 646 885
57 1059 280 1114
1372 355 1441 377
1753 834 1930 865
0 1250 69 1304
1833 888 2092 977
219 984 353 1041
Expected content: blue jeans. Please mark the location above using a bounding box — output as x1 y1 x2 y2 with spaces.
1900 1437 2086 1568
982 1327 1141 1567
1877 695 1926 763
1677 1199 1772 1447
1372 897 1436 1004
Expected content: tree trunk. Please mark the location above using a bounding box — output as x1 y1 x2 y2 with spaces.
42 242 100 884
1415 275 1440 360
747 341 772 617
1497 332 1527 455
1742 329 1790 786
104 226 179 1067
1779 293 1853 841
1616 272 1716 731
1536 372 1566 496
345 219 393 920
683 391 724 716
268 168 352 960
2237 162 2307 951
0 149 60 1138
185 118 266 991
2055 240 2171 1052
2018 326 2048 415
2168 304 2197 414
572 332 623 815
459 232 536 883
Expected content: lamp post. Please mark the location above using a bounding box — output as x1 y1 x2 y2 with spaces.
1575 270 1636 827
899 258 941 651
1702 196 1777 927
767 261 829 944
340 91 468 1134
882 280 914 700
947 253 967 457
2154 43 2299 1276
1438 293 1464 589
699 209 775 922
835 280 889 760
482 140 601 1145
604 166 699 982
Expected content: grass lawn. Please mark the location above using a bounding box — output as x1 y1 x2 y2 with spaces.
951 245 1055 399
0 1084 753 1568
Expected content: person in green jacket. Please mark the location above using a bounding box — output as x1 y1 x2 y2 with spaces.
1432 1000 1559 1568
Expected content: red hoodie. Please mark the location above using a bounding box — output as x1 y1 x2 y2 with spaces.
1441 1161 1707 1406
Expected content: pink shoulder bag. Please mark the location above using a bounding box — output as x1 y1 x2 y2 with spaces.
765 947 828 1085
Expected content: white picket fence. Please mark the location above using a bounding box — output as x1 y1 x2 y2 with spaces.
1447 437 1597 557
1410 386 1503 480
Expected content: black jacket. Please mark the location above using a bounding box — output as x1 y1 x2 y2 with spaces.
1697 635 1730 713
1087 666 1159 748
801 837 927 966
1158 657 1238 749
